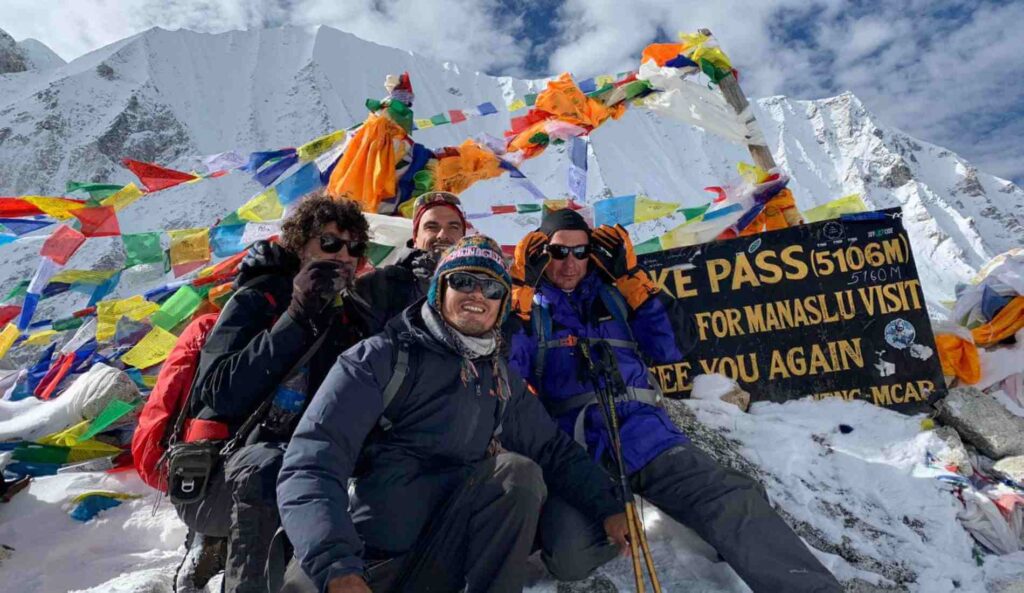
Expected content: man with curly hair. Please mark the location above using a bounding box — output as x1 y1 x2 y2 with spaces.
173 192 375 593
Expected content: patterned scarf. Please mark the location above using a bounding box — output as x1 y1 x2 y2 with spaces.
422 302 511 401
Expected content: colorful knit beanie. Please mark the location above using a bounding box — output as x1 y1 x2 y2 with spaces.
427 235 512 324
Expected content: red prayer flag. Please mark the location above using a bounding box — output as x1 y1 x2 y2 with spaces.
72 206 121 237
122 158 199 192
36 352 75 400
0 198 44 218
490 205 517 214
40 225 87 265
448 110 467 124
0 305 20 326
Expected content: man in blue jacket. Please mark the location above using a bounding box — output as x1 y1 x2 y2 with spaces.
277 235 627 593
508 209 842 592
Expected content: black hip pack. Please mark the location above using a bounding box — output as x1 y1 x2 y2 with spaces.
167 440 222 505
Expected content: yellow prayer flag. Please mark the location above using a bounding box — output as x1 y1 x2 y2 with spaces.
100 183 144 212
414 118 434 130
398 198 416 219
659 219 702 250
237 188 283 223
25 330 58 346
737 162 770 184
0 323 20 359
508 99 527 112
298 130 346 162
544 199 570 210
142 374 158 389
168 227 212 266
634 195 680 223
38 420 123 462
802 194 867 223
121 326 178 369
96 296 160 342
23 196 86 220
49 269 119 285
595 74 614 87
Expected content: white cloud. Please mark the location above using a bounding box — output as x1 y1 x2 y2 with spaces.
2 0 1022 182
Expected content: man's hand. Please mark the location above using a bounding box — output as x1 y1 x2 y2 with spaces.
603 512 631 557
287 260 344 332
510 231 551 318
328 573 372 593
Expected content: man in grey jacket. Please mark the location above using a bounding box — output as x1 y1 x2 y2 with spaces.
277 235 627 593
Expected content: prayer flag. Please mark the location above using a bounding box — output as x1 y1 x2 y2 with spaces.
0 218 53 235
803 194 867 223
634 195 679 223
66 182 124 199
168 228 211 267
150 285 202 331
210 224 247 257
237 188 283 222
594 195 636 227
254 154 298 187
276 162 322 205
508 98 527 112
23 196 86 220
448 110 467 124
298 131 345 162
122 159 199 192
430 113 449 126
0 198 44 218
40 225 86 265
121 326 178 369
122 232 164 267
96 296 159 342
414 118 434 130
71 206 120 237
477 102 498 115
100 183 144 212
0 323 19 359
524 93 538 106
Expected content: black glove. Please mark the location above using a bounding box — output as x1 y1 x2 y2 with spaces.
236 240 300 288
590 224 631 281
287 260 343 333
409 250 438 281
512 231 551 288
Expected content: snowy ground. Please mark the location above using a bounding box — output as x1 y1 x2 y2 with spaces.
3 398 1024 593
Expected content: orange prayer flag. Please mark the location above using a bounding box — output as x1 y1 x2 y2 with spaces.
326 113 406 213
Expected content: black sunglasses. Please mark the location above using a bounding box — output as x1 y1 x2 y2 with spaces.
320 234 367 258
447 272 508 300
547 244 591 260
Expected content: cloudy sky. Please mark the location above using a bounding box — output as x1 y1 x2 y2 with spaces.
4 0 1023 185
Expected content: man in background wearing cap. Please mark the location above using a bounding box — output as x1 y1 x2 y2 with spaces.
508 210 843 592
355 190 467 332
277 235 626 593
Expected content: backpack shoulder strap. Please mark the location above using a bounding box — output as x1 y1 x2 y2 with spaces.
597 282 633 337
531 295 552 387
378 331 415 432
491 358 511 439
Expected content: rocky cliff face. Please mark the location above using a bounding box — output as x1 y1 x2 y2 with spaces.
0 25 1020 306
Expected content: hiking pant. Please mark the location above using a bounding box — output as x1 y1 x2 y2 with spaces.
281 452 548 593
539 444 843 593
175 442 286 593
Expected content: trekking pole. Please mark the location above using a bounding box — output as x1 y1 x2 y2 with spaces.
593 342 662 593
578 341 661 593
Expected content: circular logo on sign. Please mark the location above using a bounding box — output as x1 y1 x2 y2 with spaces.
748 238 762 253
822 221 845 241
884 318 916 350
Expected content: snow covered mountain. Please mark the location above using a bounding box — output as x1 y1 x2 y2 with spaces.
0 25 1021 306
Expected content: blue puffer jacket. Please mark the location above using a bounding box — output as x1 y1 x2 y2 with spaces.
509 272 695 474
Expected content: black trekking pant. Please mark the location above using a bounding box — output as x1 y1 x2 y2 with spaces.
174 442 286 593
281 452 548 593
539 444 843 592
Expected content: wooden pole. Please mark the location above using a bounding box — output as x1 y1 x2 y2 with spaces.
699 28 777 171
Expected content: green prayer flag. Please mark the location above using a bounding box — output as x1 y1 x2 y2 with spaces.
429 113 449 126
52 316 86 332
66 182 125 199
367 242 395 266
150 285 202 331
365 98 383 112
122 232 164 267
516 204 542 213
679 203 711 220
524 93 537 107
77 400 139 443
219 211 245 227
633 235 663 255
12 442 70 464
3 280 29 303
